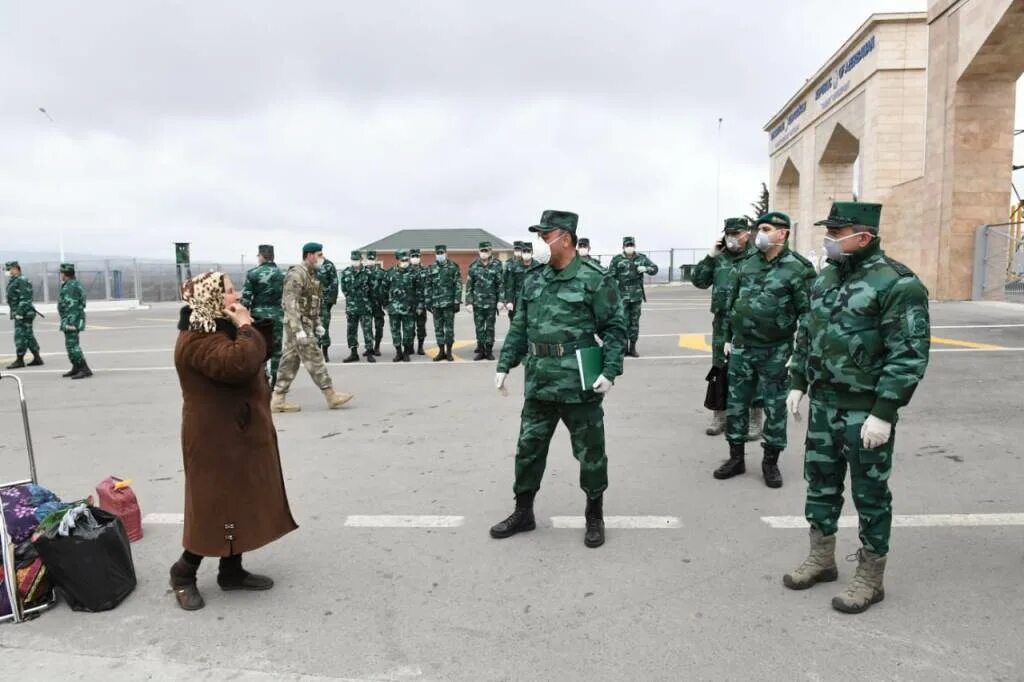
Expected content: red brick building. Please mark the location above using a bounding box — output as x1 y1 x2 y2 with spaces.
359 229 514 276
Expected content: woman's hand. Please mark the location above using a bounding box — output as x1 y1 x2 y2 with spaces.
225 303 254 328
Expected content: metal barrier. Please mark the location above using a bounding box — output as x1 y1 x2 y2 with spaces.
590 248 704 283
972 222 1024 301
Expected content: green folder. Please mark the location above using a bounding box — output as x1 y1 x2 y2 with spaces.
576 346 604 391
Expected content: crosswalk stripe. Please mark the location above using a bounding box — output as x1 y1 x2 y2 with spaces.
550 516 682 529
761 513 1024 529
344 515 465 528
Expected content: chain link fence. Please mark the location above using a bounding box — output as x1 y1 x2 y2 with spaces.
972 222 1024 302
590 248 704 283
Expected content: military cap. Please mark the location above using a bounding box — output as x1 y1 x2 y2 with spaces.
350 250 362 260
4 261 19 269
59 263 76 274
578 237 591 247
396 249 410 260
410 248 421 257
521 242 533 252
755 212 791 229
478 241 492 250
258 244 275 259
302 242 323 254
513 241 524 250
723 217 750 234
435 245 447 254
367 250 378 259
814 201 882 232
622 236 636 246
530 210 579 235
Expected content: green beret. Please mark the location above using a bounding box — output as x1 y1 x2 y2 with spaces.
366 250 377 259
350 250 362 260
756 212 791 229
622 236 636 246
435 245 447 254
530 210 578 235
396 249 409 260
723 218 750 234
59 263 76 274
814 201 882 232
4 261 19 270
479 241 492 250
302 242 323 254
258 244 275 260
578 238 591 247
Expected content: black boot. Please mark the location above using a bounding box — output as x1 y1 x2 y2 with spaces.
417 339 426 355
6 355 25 369
484 343 495 361
433 344 446 362
71 360 93 379
364 348 376 363
62 361 81 378
373 337 382 356
393 349 404 363
631 341 640 358
402 344 412 362
489 491 537 539
216 555 274 592
762 447 783 488
626 341 639 358
169 559 204 611
343 348 360 363
446 344 455 362
473 344 485 361
713 442 746 480
322 346 330 362
27 352 44 367
584 495 605 548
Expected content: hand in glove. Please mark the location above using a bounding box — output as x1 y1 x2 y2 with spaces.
495 372 508 397
592 375 613 394
315 326 326 337
497 302 506 312
710 240 724 258
861 416 892 449
724 342 733 357
64 324 77 332
295 330 311 345
786 390 805 420
466 303 473 312
637 265 648 274
506 302 514 313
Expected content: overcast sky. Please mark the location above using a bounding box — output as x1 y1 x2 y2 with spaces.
5 0 1016 263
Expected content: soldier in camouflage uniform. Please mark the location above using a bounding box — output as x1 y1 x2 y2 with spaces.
409 249 430 355
466 241 504 361
272 242 354 413
691 218 762 437
316 252 340 362
783 202 930 615
427 245 462 362
57 263 92 379
366 250 386 356
340 250 376 364
608 236 658 357
503 241 527 323
383 250 421 362
714 212 815 488
576 237 600 265
4 261 43 369
492 210 626 549
241 244 284 385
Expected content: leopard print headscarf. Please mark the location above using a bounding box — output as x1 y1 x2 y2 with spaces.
181 272 227 333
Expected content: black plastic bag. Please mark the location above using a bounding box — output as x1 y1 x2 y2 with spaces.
704 364 728 411
33 506 137 612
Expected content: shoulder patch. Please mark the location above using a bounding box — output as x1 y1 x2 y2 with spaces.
883 256 916 278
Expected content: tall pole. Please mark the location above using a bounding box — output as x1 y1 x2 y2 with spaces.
715 117 723 228
38 107 65 262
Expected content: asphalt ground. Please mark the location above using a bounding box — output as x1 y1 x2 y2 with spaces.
0 285 1023 681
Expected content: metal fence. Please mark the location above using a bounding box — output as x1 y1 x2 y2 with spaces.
972 222 1024 302
591 248 705 283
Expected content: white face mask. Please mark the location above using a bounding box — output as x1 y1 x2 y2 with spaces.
725 236 742 252
823 233 863 260
531 237 552 265
755 231 774 252
578 248 590 256
436 254 447 263
513 250 522 259
410 257 421 265
399 260 410 269
351 261 361 268
623 246 636 256
522 252 533 264
479 251 490 260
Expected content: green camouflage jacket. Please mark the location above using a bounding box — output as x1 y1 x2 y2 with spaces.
426 260 462 309
58 279 87 331
691 244 756 314
368 266 387 309
466 258 504 306
724 245 815 348
579 255 603 267
383 266 421 316
790 240 930 422
409 264 430 311
498 257 627 403
6 275 35 320
608 253 659 303
316 259 339 307
241 262 284 320
340 265 372 316
282 264 322 334
504 259 528 306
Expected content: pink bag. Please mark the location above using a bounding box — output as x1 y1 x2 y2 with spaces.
95 477 143 543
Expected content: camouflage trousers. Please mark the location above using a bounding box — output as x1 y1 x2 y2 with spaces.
513 398 608 500
63 330 84 364
623 301 643 342
319 304 335 348
472 305 497 346
371 305 385 344
346 312 373 350
275 327 333 394
712 313 762 408
804 401 894 556
13 318 40 355
414 309 428 342
389 314 415 350
254 310 283 385
433 308 456 346
726 343 789 448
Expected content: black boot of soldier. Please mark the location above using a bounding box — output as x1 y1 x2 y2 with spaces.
630 341 640 358
322 346 330 362
71 360 93 380
364 348 376 363
762 447 783 489
6 355 25 369
417 339 425 355
714 442 746 480
403 344 412 362
490 491 537 539
373 337 382 356
584 495 605 548
392 348 404 363
62 361 81 378
446 344 455 362
27 352 44 367
343 348 360 363
432 345 446 362
473 344 485 361
484 343 495 361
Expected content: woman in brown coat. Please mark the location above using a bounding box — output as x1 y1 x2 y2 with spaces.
169 272 298 611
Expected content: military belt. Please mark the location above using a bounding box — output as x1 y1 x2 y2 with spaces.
528 337 597 358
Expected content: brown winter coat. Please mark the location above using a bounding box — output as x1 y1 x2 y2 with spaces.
174 308 297 557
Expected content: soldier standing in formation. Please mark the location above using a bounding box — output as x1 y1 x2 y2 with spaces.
466 241 504 361
427 245 461 362
713 212 815 488
55 263 92 379
383 250 420 362
340 250 376 363
492 210 626 549
576 237 599 265
271 242 354 413
608 236 658 358
784 201 930 614
241 244 284 385
503 241 527 323
691 219 761 437
316 251 339 362
4 261 43 369
366 249 386 356
409 248 429 355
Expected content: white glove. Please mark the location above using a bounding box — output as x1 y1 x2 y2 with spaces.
497 302 506 312
64 324 77 332
506 302 514 313
315 326 325 337
861 416 892 449
592 375 613 394
295 330 310 344
637 265 648 274
786 390 805 420
710 241 724 258
495 372 508 397
466 303 473 312
723 342 733 357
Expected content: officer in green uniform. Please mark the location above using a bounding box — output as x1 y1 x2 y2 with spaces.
713 212 815 488
57 263 92 379
366 249 386 356
241 244 285 384
383 250 420 362
409 248 430 355
492 210 627 549
783 201 930 615
316 251 340 362
691 218 760 437
466 241 504 361
576 237 600 265
339 250 376 363
427 244 462 362
4 261 43 369
503 241 527 323
608 237 658 357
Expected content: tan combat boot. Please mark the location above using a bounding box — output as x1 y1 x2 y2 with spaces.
747 407 764 441
783 528 838 590
831 548 886 614
270 392 302 413
705 410 725 436
322 387 354 409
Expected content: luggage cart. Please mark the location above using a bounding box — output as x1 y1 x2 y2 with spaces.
0 373 56 623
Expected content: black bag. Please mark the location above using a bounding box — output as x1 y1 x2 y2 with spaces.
704 364 728 411
33 506 137 612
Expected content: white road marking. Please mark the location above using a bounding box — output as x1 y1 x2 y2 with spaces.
761 513 1024 529
145 513 682 530
144 513 184 525
345 515 465 528
550 515 682 529
931 324 1024 329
